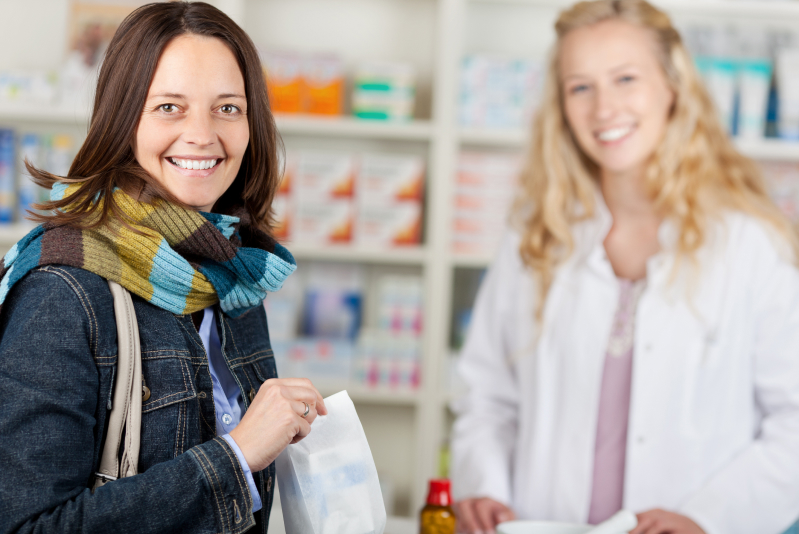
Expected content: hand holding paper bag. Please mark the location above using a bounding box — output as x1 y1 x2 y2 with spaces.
230 378 327 472
277 391 387 534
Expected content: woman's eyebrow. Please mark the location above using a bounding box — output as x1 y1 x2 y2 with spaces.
146 92 246 99
148 92 186 99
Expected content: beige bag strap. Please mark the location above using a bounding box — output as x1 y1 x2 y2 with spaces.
92 281 142 491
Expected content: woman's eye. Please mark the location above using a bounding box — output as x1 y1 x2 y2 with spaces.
570 84 590 95
158 104 178 113
618 75 636 84
219 104 240 114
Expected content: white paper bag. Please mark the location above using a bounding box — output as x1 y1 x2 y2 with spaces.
276 391 387 534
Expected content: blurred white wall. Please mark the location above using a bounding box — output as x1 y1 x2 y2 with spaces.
0 0 71 70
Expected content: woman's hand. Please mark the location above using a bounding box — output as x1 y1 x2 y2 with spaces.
455 498 515 534
228 378 327 473
630 509 706 534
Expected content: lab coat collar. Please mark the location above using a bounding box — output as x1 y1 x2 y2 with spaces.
578 186 677 281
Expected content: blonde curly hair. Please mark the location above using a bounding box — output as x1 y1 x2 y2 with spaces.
516 0 797 314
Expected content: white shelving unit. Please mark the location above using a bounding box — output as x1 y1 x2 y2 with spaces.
3 0 799 523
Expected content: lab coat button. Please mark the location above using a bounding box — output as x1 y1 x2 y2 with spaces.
637 436 645 444
644 343 653 352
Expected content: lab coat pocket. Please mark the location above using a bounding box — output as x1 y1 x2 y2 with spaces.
679 330 725 440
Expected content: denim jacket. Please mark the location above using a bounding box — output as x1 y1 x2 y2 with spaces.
0 265 277 534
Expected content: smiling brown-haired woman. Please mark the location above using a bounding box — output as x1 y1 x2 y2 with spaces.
0 3 325 533
30 0 280 233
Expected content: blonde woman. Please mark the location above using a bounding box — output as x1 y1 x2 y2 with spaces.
450 1 799 534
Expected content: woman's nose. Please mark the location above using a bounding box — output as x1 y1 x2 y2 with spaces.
182 112 215 146
593 86 619 122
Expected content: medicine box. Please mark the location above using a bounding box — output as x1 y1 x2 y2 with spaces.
355 201 422 247
271 193 291 242
262 52 303 114
293 199 354 244
302 55 344 116
0 129 15 223
352 61 416 121
295 151 355 200
356 154 424 203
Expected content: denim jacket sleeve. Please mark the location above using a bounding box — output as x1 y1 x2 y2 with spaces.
0 268 256 534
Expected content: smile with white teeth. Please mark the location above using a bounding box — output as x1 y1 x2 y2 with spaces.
597 125 634 142
169 157 219 170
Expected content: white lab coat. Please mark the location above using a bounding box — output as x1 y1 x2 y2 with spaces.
450 200 799 534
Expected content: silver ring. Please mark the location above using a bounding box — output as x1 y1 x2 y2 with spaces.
301 402 310 418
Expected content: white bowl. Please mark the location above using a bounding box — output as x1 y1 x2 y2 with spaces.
497 521 592 534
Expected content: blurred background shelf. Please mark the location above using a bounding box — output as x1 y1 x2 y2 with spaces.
452 252 492 269
734 139 799 161
0 224 37 244
275 115 434 141
290 244 428 265
315 382 420 407
0 102 91 126
458 127 799 161
459 127 527 147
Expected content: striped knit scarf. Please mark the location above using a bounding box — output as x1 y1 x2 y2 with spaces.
0 183 296 317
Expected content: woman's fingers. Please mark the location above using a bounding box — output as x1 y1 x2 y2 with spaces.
266 378 328 415
454 499 510 534
289 416 312 444
291 399 319 424
455 500 479 534
474 499 500 533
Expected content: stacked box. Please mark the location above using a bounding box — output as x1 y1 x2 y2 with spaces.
352 61 416 121
355 154 424 247
302 55 344 116
262 52 303 113
460 55 543 129
452 152 521 256
272 152 296 242
262 53 344 116
18 133 42 218
265 266 423 392
292 151 355 244
0 130 15 223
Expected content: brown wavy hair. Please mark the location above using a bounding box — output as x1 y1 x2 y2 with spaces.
516 0 798 314
28 1 282 234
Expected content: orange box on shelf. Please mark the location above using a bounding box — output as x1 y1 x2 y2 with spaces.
271 193 291 242
302 55 344 116
278 152 297 195
295 151 355 199
293 199 354 245
355 201 422 247
262 52 303 114
357 154 425 203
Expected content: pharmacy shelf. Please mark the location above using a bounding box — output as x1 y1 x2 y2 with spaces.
0 224 36 244
0 102 90 126
316 383 420 407
459 126 799 162
459 126 527 147
289 244 428 266
734 138 799 161
275 114 434 141
0 104 436 143
452 252 493 269
467 0 799 19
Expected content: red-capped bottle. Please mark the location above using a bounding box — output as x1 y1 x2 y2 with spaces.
419 479 456 534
